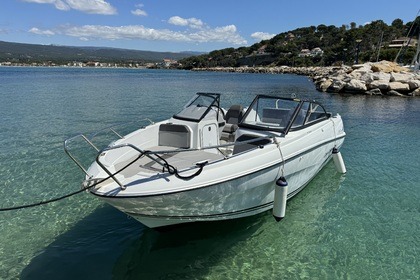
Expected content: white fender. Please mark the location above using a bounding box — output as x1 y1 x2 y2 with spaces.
273 177 288 222
332 148 346 174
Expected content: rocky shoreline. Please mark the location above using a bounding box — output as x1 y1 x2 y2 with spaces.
192 61 420 97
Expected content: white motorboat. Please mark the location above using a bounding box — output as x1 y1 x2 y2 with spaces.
65 92 346 228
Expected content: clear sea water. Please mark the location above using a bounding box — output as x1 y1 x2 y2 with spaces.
0 67 419 280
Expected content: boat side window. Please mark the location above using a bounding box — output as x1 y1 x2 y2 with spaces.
306 103 328 124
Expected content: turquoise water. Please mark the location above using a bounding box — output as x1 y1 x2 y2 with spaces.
0 67 419 279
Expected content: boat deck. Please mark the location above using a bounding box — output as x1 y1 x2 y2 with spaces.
114 146 225 178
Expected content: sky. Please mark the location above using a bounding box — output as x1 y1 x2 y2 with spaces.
0 0 419 53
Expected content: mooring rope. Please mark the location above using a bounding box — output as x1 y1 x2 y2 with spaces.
0 151 146 211
0 151 209 211
0 176 107 212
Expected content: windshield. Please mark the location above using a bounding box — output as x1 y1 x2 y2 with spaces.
240 95 300 132
240 95 330 133
173 93 221 122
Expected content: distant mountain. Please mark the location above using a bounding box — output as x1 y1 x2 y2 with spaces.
180 51 207 55
0 41 196 64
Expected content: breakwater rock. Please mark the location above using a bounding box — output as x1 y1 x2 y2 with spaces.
192 61 420 97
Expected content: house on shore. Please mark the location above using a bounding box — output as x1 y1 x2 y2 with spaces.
298 47 324 57
388 37 418 48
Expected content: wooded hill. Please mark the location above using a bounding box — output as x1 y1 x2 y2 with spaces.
0 41 195 64
179 17 420 69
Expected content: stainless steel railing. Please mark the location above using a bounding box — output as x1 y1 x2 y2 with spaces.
64 119 154 176
65 119 275 190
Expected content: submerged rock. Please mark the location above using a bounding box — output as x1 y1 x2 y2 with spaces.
386 90 405 97
366 88 383 95
410 88 420 96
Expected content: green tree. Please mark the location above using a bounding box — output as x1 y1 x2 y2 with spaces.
178 16 418 68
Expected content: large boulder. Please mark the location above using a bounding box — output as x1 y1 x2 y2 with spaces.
352 63 372 72
371 61 407 73
371 72 391 81
344 79 367 92
316 78 332 92
369 80 390 90
359 72 375 84
390 72 414 82
350 65 372 80
388 82 410 92
407 79 420 90
327 79 346 93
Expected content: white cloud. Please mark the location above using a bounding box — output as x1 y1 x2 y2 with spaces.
22 0 117 15
30 23 247 45
251 32 276 41
188 25 246 44
62 25 189 41
131 3 147 16
131 9 147 16
29 27 55 36
168 16 203 29
168 16 188 26
22 0 68 10
27 13 247 46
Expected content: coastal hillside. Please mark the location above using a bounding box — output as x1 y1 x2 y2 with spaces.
0 41 196 65
180 16 420 69
1 17 419 68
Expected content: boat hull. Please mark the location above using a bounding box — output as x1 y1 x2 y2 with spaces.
64 93 347 229
93 136 344 228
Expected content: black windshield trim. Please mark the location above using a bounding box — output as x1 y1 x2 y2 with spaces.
239 95 302 134
239 95 331 135
173 92 221 123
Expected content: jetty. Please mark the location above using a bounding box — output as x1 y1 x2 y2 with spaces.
192 61 420 97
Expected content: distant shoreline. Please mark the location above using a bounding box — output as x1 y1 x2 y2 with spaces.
0 64 147 69
2 62 419 97
192 62 420 97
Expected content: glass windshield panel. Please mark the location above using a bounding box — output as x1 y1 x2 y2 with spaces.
291 101 309 128
241 96 300 130
306 103 327 123
174 94 218 121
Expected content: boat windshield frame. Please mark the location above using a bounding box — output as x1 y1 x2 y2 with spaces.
239 95 330 134
173 92 222 123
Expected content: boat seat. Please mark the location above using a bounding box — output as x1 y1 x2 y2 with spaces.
262 108 291 127
158 124 191 149
232 134 272 155
225 104 243 124
220 105 243 142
